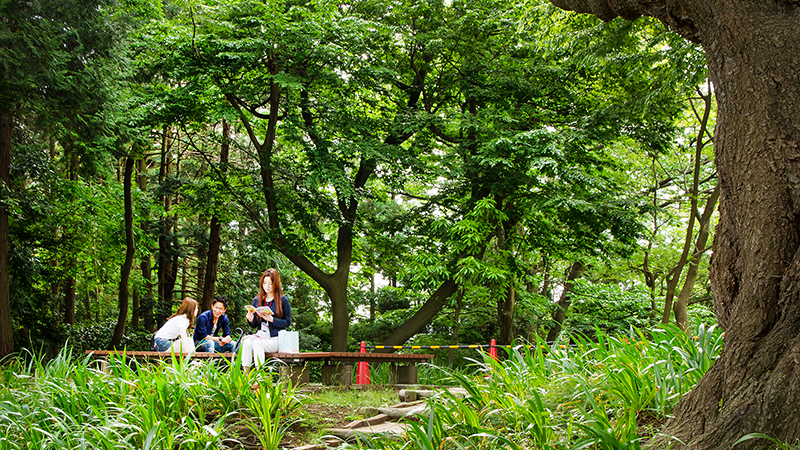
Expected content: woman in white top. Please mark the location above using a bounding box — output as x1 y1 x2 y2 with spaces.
151 297 199 353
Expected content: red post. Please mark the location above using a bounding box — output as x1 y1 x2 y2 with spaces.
489 339 498 360
356 341 370 385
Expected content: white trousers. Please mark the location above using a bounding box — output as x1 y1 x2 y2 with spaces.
240 334 279 368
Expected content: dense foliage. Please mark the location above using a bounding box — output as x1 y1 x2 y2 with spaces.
1 0 715 358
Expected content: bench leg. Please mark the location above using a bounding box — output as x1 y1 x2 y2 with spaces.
388 364 418 385
322 363 352 386
279 365 309 385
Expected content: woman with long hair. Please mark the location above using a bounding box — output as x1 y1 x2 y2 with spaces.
240 268 292 371
152 297 199 353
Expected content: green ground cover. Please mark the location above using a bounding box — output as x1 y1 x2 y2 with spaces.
1 324 770 450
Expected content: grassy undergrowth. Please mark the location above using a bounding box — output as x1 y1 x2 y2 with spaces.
0 324 762 449
0 350 303 449
342 323 727 450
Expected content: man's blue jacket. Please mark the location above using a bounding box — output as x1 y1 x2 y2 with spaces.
193 310 231 343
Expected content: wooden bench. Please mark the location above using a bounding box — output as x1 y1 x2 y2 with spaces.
84 350 434 385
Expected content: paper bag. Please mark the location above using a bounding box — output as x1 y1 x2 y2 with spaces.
278 330 299 353
170 335 196 355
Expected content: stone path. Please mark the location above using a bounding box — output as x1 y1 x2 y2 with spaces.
291 386 467 450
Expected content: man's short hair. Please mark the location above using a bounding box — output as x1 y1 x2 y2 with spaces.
213 295 228 309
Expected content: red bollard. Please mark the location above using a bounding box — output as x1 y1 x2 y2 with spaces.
489 339 498 360
356 341 371 385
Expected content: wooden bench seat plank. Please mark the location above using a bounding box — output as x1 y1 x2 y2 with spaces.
85 350 234 359
86 350 434 364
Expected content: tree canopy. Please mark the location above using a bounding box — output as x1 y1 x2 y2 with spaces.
1 0 715 370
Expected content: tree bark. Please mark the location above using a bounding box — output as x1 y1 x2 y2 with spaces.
550 1 800 448
110 158 135 349
674 183 719 330
496 217 516 345
131 284 140 329
546 261 585 343
0 111 13 357
157 126 175 325
448 289 464 366
201 119 229 311
136 158 155 332
379 279 459 350
63 275 75 325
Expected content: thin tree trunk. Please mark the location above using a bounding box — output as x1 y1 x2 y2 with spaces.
661 219 695 324
546 261 585 343
226 51 424 351
496 216 516 345
60 145 79 325
110 158 135 349
196 215 207 301
674 184 720 330
671 86 717 331
131 284 140 329
63 275 75 325
368 272 375 321
136 158 155 332
201 119 229 311
0 111 13 357
157 127 174 324
379 279 459 349
448 289 464 366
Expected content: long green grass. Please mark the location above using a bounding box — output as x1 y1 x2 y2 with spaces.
0 348 302 450
341 323 725 450
0 324 737 449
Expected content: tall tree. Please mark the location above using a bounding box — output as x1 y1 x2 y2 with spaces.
0 112 11 356
657 85 718 328
0 0 120 356
156 126 178 324
549 0 800 448
167 0 429 351
200 120 230 311
381 0 696 347
110 157 136 349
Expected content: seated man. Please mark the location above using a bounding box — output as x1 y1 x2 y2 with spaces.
193 296 234 353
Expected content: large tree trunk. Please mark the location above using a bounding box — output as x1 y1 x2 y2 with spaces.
546 261 586 343
0 111 13 357
550 1 800 448
110 158 135 349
